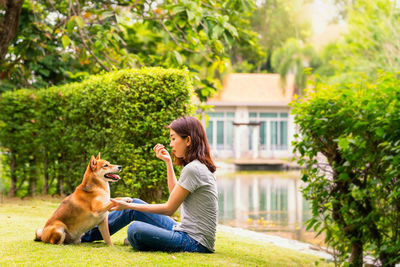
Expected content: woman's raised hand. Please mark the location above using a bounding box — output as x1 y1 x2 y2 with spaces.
153 144 171 163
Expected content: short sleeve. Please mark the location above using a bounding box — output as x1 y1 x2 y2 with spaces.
177 164 200 193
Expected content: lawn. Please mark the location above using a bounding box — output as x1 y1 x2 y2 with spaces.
0 197 332 266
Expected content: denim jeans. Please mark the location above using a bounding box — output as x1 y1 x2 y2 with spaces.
81 198 211 253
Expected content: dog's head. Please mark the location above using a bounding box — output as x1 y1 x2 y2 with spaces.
89 152 121 182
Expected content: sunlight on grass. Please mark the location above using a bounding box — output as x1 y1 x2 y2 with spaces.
0 197 332 266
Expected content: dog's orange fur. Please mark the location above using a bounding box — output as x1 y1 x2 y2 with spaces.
35 153 121 245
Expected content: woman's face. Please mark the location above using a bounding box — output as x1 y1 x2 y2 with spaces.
169 129 190 158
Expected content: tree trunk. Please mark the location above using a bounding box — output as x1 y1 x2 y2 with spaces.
42 152 48 195
350 240 363 266
58 175 64 196
0 0 24 62
57 153 65 196
28 157 37 196
29 176 36 196
379 251 395 267
8 150 16 197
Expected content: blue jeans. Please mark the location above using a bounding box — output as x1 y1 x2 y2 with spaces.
81 198 211 253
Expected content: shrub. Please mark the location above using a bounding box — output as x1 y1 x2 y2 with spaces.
0 68 195 201
291 72 400 266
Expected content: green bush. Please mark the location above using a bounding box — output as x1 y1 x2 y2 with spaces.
0 68 195 201
291 72 400 266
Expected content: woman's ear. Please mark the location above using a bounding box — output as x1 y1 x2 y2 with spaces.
186 136 191 146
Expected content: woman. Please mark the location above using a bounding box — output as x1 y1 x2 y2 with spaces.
81 116 218 253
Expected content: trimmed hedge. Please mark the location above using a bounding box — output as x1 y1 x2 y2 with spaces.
0 68 195 200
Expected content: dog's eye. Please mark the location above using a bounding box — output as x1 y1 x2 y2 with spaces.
103 164 108 168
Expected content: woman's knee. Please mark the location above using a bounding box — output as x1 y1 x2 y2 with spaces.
127 221 148 250
127 221 147 235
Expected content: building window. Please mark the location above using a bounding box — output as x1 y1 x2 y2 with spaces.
280 121 288 147
217 121 224 148
206 121 213 145
206 112 235 151
260 121 266 145
253 112 289 150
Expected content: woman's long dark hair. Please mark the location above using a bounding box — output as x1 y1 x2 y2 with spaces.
169 116 216 173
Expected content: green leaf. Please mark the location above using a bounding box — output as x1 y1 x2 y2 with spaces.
212 26 224 39
376 127 384 137
172 6 185 14
224 23 238 37
177 19 186 28
38 68 50 77
173 51 183 65
338 138 350 150
61 35 70 48
74 16 84 28
101 11 115 19
186 10 195 22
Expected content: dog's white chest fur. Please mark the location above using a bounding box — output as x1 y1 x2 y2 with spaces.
69 210 109 241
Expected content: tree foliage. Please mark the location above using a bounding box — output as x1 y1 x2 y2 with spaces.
0 0 261 101
292 72 400 266
231 0 312 73
315 0 400 85
271 38 319 94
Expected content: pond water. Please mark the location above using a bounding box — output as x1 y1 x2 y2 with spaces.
216 170 324 245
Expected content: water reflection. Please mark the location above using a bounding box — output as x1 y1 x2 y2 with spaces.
217 171 321 244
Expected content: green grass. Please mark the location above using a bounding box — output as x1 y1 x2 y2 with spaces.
0 197 332 266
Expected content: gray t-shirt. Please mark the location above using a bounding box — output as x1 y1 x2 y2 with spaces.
173 160 218 251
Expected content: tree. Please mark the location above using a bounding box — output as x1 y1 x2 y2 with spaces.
271 38 319 95
0 0 262 101
331 0 355 22
231 0 312 73
316 0 400 85
292 73 400 266
0 0 24 62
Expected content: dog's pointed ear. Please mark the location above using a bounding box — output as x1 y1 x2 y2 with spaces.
96 152 101 160
90 155 97 171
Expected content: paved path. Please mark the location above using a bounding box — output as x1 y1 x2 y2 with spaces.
217 224 334 261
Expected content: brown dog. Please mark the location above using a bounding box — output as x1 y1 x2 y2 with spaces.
35 153 121 245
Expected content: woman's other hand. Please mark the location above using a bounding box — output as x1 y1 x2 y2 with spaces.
153 143 171 163
109 198 131 211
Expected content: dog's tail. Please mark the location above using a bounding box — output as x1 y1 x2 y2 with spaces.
48 227 66 244
34 228 43 242
39 223 67 245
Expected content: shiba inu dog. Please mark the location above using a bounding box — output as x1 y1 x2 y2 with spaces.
35 153 121 245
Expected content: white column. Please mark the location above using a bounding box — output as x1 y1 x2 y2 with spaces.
252 125 259 159
234 106 249 159
234 125 241 159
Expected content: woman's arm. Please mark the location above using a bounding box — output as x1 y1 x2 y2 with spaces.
165 160 177 194
109 184 190 216
154 144 177 193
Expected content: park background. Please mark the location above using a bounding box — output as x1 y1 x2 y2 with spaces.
1 0 400 266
